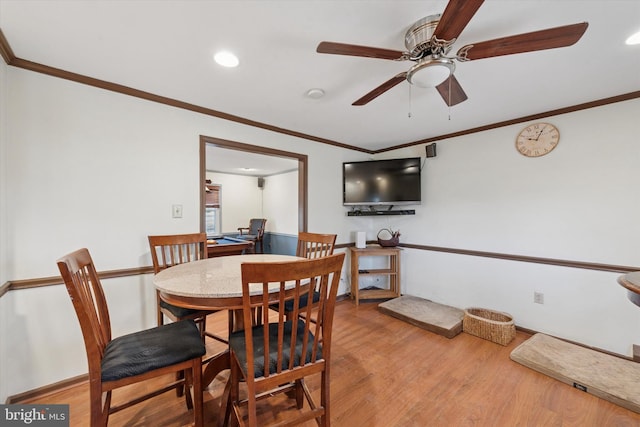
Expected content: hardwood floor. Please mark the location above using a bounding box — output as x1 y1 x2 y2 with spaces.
22 300 640 426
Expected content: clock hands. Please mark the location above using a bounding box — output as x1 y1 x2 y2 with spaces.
528 127 546 141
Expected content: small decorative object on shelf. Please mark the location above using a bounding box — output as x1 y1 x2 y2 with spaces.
377 228 400 247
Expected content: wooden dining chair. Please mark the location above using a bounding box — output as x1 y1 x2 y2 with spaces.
296 232 337 260
281 232 337 322
148 232 227 344
57 248 205 427
237 218 267 253
226 252 345 427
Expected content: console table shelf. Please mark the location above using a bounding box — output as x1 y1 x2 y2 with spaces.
349 245 401 306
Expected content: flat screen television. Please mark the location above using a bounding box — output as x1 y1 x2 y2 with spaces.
343 157 422 206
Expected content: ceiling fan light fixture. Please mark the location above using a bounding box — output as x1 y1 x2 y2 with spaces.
406 57 455 88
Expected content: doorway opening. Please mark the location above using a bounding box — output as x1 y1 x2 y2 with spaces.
199 136 308 242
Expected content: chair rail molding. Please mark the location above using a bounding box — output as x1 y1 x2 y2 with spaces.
2 245 638 298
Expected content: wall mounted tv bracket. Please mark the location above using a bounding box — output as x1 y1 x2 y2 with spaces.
347 206 415 216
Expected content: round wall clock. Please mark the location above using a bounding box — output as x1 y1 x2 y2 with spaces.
515 123 560 157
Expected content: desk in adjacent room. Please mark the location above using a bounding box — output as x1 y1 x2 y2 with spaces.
207 236 254 258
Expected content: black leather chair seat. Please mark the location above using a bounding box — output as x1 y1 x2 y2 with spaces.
268 282 317 313
229 320 322 378
102 320 206 382
282 291 320 312
159 299 202 319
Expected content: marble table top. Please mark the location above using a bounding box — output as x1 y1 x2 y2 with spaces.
618 271 640 308
153 254 304 299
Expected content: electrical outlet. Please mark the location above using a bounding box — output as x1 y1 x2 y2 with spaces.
172 204 183 218
534 291 544 304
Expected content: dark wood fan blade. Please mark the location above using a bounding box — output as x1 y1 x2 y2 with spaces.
434 0 484 41
457 22 588 60
317 41 406 60
353 73 407 106
436 75 468 106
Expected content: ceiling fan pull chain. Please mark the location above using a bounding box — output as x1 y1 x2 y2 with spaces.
448 76 452 120
408 84 412 118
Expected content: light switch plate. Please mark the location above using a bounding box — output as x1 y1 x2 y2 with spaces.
172 204 183 218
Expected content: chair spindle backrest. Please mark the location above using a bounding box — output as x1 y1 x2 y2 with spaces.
296 232 337 259
239 253 345 379
148 233 208 273
57 248 112 371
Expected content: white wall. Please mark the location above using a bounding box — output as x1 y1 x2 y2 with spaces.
262 170 298 235
2 63 639 402
358 99 640 357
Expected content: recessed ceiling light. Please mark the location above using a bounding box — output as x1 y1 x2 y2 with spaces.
626 30 640 45
214 51 239 67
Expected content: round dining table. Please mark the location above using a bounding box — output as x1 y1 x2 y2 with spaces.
153 254 304 387
618 271 640 308
154 253 304 310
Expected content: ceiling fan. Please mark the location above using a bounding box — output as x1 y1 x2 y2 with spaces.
316 0 588 107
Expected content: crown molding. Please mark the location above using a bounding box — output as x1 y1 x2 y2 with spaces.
1 27 638 155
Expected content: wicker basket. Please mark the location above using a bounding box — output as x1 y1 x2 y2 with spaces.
377 229 400 247
463 307 515 346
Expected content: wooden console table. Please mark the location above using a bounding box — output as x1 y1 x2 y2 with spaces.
349 245 401 306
